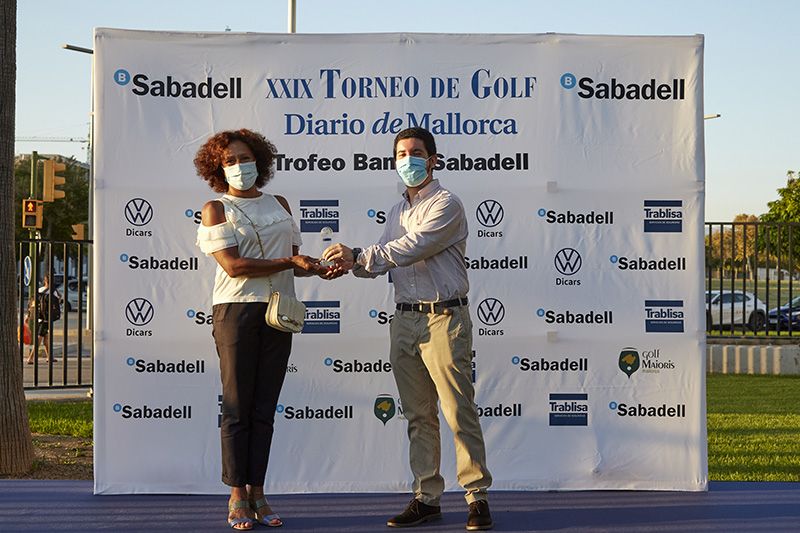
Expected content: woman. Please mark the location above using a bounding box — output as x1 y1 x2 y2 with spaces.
195 129 337 530
26 275 60 364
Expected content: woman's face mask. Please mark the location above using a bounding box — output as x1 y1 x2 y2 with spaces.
223 161 258 191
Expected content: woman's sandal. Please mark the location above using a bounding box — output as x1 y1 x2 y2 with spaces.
251 496 283 527
228 499 255 530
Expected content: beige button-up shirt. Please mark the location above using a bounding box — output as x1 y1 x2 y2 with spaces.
353 179 469 303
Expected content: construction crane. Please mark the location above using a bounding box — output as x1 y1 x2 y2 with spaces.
15 137 89 143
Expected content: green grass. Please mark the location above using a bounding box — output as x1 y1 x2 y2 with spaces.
707 374 800 481
26 377 800 481
27 400 92 438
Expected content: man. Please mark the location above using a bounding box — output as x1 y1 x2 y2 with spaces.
323 127 493 530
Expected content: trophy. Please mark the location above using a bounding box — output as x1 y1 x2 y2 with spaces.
319 226 335 267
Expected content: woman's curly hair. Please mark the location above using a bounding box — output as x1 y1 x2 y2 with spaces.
194 129 278 192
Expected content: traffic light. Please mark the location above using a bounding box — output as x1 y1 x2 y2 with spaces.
71 223 86 240
42 159 67 202
22 199 43 229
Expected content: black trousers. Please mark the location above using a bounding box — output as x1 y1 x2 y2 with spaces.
212 302 292 487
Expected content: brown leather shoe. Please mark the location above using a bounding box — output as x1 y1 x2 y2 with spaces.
466 500 493 530
387 498 442 528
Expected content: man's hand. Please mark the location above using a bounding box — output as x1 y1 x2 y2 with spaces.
319 263 348 280
322 243 355 270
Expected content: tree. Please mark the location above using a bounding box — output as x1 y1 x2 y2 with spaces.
0 0 34 475
760 170 800 275
13 155 89 243
762 170 800 222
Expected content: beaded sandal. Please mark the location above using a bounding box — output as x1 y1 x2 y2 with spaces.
251 496 283 527
228 499 255 530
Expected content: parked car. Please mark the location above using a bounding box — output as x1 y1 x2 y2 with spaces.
768 295 800 330
55 278 88 312
706 290 767 331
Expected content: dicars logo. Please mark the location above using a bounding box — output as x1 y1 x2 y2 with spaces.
125 298 154 326
477 298 505 326
554 248 582 276
476 199 504 228
125 198 153 226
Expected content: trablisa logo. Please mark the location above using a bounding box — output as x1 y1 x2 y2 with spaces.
644 300 684 333
299 200 339 232
302 301 341 333
113 68 242 99
644 200 683 233
549 393 588 426
560 72 685 101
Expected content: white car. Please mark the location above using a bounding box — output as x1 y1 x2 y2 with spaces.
55 279 88 312
706 290 767 331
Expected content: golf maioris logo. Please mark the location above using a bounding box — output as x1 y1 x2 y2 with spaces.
618 347 675 376
124 198 153 237
560 72 686 100
475 199 504 238
618 348 640 378
114 68 243 99
374 394 396 425
477 298 505 337
125 298 154 337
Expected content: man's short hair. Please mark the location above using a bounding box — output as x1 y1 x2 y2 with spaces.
393 127 437 159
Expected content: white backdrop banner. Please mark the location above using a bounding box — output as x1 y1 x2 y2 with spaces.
93 30 707 494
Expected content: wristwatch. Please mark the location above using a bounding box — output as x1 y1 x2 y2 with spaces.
351 247 362 264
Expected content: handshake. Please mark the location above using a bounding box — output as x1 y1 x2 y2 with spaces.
293 243 356 280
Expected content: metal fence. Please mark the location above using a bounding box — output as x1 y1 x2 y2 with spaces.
706 221 800 338
16 239 92 389
12 222 799 388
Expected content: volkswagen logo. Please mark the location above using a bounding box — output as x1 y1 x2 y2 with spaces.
554 248 582 276
125 198 153 226
477 298 505 326
476 200 504 228
125 298 154 326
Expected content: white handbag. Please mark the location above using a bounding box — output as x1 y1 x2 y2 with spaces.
225 198 306 333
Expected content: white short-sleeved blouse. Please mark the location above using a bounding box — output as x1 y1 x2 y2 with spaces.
196 193 302 305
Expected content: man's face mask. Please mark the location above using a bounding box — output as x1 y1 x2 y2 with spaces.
395 155 430 187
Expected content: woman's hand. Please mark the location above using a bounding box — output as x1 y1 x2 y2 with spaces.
291 255 328 276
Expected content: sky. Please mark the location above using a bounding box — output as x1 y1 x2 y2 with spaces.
13 0 800 222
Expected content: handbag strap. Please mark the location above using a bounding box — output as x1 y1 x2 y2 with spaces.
220 196 276 294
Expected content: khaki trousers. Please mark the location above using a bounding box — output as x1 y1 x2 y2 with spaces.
390 306 492 505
